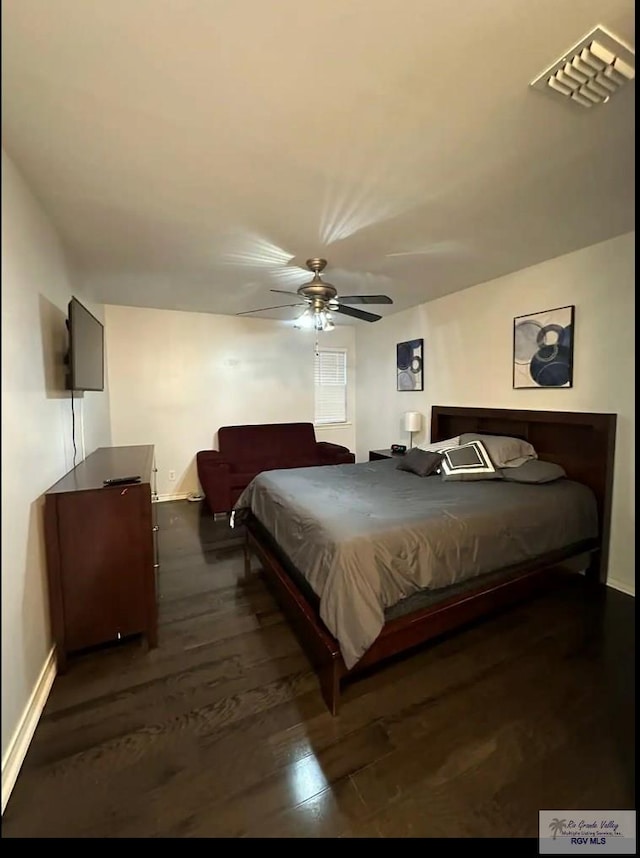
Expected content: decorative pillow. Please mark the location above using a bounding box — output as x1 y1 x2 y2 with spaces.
396 448 443 478
417 435 460 453
500 460 566 484
440 440 503 481
458 433 537 469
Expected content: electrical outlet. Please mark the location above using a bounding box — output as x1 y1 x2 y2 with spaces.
168 470 176 481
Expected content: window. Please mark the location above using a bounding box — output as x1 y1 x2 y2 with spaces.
314 349 347 425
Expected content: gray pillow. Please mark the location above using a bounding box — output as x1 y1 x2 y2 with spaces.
459 432 537 468
396 448 443 477
440 440 503 482
416 435 460 452
499 460 566 483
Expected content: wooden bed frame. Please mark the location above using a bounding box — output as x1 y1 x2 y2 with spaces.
243 406 617 714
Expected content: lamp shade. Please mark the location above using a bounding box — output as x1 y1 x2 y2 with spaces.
404 411 422 433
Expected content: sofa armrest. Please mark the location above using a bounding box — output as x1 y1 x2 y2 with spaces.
196 451 232 514
196 449 231 468
315 441 356 465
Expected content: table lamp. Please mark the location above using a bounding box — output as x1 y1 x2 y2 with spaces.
404 411 422 449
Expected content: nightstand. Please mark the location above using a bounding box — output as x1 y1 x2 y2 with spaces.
369 449 405 461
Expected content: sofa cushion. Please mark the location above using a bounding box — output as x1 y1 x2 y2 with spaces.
231 457 280 473
271 456 321 470
229 471 263 489
230 458 321 489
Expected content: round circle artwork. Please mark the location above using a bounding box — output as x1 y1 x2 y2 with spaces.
530 345 572 386
513 307 574 389
397 370 415 390
536 323 563 347
396 343 413 371
396 339 423 391
514 320 542 364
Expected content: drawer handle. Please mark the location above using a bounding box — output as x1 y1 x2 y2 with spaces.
153 563 160 569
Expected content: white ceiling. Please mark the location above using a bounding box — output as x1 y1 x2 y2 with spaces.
2 0 635 325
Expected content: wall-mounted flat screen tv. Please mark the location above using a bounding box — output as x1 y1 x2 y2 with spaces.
67 297 104 391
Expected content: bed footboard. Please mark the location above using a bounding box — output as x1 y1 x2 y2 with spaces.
245 519 600 715
245 524 346 713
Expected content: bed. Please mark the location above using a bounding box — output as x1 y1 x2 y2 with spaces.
235 406 617 714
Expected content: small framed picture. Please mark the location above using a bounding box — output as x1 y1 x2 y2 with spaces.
397 339 424 391
513 305 574 389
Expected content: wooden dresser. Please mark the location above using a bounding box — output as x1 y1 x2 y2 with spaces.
44 445 159 670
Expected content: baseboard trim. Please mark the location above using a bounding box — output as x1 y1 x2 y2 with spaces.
606 577 635 597
2 646 57 814
156 492 190 503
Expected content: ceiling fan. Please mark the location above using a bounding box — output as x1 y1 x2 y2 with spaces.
236 258 393 331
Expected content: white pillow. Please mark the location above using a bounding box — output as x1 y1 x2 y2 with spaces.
458 433 537 468
440 440 503 481
417 435 460 452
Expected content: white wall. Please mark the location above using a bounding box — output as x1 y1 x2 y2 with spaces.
356 232 635 595
1 150 112 763
104 305 356 499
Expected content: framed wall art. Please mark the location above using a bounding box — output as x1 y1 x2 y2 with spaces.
513 305 574 389
397 338 424 391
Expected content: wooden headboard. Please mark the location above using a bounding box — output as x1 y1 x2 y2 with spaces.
431 406 617 582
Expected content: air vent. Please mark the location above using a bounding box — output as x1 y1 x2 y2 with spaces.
531 25 635 108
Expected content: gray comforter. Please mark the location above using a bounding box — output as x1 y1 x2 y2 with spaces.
233 459 597 669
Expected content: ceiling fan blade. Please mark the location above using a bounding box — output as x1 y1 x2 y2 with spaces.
334 304 382 323
337 294 394 305
270 288 302 297
236 303 305 316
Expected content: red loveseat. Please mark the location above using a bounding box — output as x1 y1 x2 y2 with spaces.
196 422 355 514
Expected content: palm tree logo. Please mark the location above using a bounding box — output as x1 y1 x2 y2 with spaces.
549 819 567 840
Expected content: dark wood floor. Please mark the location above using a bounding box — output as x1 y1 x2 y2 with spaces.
2 500 635 838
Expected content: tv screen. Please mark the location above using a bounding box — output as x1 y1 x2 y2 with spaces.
67 297 104 391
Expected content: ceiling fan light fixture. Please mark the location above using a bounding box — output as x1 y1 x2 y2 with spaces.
320 311 335 332
314 310 334 332
293 308 315 330
293 306 335 332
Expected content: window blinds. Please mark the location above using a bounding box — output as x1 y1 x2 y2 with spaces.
314 349 347 425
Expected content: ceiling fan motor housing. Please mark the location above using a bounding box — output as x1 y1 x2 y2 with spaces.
299 277 337 302
298 259 337 305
